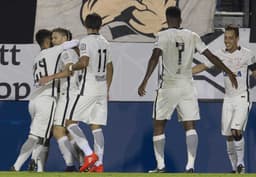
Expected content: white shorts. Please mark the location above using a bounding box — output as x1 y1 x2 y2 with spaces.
221 92 250 136
67 94 107 125
29 95 56 139
153 80 200 121
54 93 77 126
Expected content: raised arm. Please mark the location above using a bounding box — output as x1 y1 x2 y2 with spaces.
202 49 238 88
138 48 161 96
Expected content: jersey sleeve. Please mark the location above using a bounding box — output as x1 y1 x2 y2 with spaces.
154 32 165 51
193 32 207 54
62 39 79 50
60 50 73 65
79 39 90 57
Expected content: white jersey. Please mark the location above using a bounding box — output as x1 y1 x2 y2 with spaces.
31 40 79 99
205 47 256 97
58 49 80 94
79 34 111 96
155 28 207 85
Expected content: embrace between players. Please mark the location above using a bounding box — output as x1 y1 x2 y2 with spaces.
12 6 256 173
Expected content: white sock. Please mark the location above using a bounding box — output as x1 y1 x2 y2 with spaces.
226 140 237 171
92 129 104 166
153 134 165 169
70 139 84 166
185 129 198 170
13 135 39 170
67 124 93 156
234 137 245 166
37 145 49 172
31 144 42 161
57 136 75 166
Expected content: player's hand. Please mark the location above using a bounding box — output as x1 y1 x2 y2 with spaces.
138 81 147 96
38 76 53 86
228 72 238 89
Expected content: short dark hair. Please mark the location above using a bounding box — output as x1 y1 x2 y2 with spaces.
84 13 102 30
35 29 51 46
165 6 181 19
52 27 72 40
225 24 239 37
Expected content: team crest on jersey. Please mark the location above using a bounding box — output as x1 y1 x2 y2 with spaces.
80 43 86 51
80 0 176 40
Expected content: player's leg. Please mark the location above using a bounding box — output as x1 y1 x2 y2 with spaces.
149 119 167 173
28 95 56 172
225 136 237 173
178 86 200 172
182 120 198 173
66 120 97 172
53 125 77 171
54 94 80 171
221 99 237 173
87 96 107 172
12 134 40 171
88 125 104 172
229 94 249 174
149 88 177 173
28 137 49 172
36 138 50 172
231 129 245 173
69 136 84 168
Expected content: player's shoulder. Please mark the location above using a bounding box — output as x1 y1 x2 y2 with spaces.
240 46 252 53
99 34 109 44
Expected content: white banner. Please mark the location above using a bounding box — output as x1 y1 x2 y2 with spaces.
35 0 214 42
1 29 256 101
0 44 39 100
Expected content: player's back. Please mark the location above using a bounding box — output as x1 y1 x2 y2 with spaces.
156 28 207 82
79 34 110 96
31 46 63 98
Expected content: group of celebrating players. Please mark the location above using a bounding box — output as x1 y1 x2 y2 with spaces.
11 6 256 173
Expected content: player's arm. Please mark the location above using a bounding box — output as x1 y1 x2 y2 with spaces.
106 62 113 93
138 48 161 96
62 39 79 50
38 63 73 85
69 56 89 71
192 64 208 74
202 49 238 88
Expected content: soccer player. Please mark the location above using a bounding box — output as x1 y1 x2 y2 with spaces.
192 25 256 173
51 27 80 171
39 13 113 172
11 29 79 171
138 6 237 173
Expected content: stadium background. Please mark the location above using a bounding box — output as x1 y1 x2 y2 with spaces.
0 0 256 173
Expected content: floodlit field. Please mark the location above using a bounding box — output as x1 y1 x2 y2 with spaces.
0 172 256 177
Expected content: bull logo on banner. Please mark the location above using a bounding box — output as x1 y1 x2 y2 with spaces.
80 0 176 39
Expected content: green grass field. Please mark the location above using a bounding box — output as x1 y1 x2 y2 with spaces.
0 172 255 177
